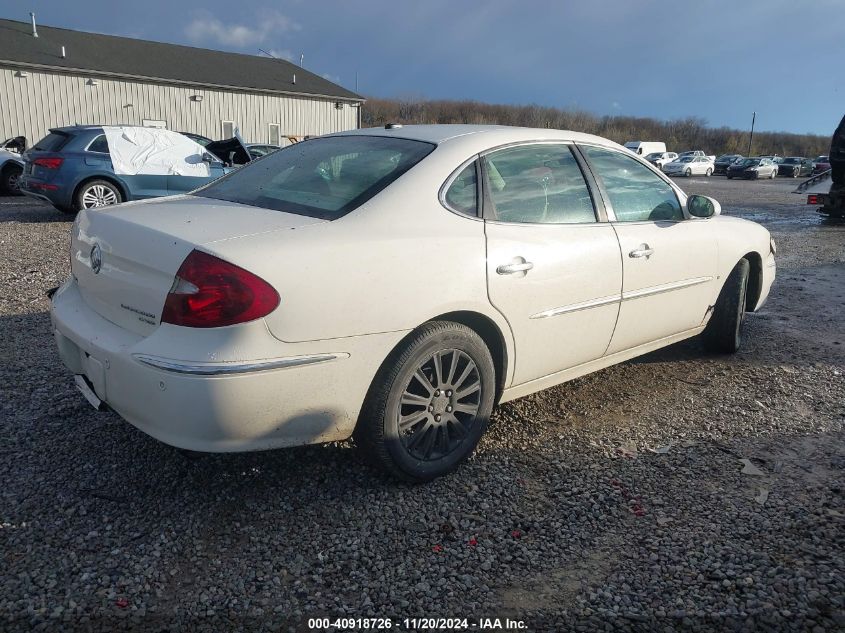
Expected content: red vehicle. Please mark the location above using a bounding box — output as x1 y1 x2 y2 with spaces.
812 155 831 174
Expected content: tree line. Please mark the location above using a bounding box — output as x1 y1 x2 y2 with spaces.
361 97 831 158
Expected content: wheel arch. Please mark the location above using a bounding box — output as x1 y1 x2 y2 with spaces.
72 174 128 207
430 310 509 403
742 251 763 311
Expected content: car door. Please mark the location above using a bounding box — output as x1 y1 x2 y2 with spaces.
480 143 623 385
578 144 718 354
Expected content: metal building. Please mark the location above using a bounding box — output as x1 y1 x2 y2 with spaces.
0 17 363 147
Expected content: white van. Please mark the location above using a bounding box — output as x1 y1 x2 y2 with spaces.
624 141 667 157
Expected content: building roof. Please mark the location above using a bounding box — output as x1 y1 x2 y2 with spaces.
0 18 362 102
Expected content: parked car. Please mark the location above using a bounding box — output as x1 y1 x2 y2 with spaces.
713 154 743 176
645 151 678 170
813 155 831 174
663 155 714 177
19 126 229 213
48 125 776 481
624 141 666 156
777 157 814 178
246 143 281 160
0 135 27 153
179 132 213 147
726 157 778 179
0 147 24 194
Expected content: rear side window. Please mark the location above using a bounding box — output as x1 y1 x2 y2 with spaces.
582 146 682 222
33 132 70 152
443 162 478 216
196 135 435 220
483 144 596 224
87 135 110 154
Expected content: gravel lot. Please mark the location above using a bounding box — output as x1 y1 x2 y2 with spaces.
1 177 843 632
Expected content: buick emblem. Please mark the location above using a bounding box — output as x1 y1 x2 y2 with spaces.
90 243 103 274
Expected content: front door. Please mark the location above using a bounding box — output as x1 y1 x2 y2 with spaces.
579 145 718 354
481 143 623 386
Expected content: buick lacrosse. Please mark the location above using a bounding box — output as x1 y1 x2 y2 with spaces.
51 125 776 481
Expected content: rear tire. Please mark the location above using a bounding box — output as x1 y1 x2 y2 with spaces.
770 169 776 179
1 163 23 195
75 179 122 210
705 168 713 177
354 321 496 482
703 259 750 354
685 168 692 177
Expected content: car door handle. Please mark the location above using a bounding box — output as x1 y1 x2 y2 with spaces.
496 261 534 275
629 245 654 259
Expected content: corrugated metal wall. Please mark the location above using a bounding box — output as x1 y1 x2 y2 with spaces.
0 66 359 145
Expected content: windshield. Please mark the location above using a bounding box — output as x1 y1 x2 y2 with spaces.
815 156 829 162
717 154 738 161
195 135 435 220
645 152 662 159
739 158 760 166
679 157 694 163
782 157 800 164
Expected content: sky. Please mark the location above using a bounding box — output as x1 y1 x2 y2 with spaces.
2 1 843 136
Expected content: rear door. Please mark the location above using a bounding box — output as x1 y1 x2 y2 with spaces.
578 144 717 354
481 143 622 385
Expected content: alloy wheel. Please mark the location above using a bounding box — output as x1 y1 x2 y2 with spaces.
397 349 481 461
81 184 118 208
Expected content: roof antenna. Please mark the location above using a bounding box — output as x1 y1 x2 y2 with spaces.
299 53 304 67
61 46 66 58
292 73 296 85
30 12 38 38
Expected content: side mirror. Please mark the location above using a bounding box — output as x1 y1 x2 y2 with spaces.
688 194 720 218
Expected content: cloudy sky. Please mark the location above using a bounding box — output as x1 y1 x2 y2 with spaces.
3 1 842 135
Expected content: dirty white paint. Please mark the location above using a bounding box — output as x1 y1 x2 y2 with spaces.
0 66 360 145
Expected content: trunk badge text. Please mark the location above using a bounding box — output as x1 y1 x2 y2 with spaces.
90 244 103 274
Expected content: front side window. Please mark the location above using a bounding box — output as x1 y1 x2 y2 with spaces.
443 162 478 216
581 145 683 222
196 135 435 220
482 144 596 224
87 134 109 154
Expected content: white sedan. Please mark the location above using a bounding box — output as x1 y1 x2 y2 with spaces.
51 125 776 481
663 155 715 177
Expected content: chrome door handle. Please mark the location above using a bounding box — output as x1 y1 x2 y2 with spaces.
629 246 654 259
496 261 534 275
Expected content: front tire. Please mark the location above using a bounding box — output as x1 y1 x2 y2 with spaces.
685 168 692 177
769 169 776 179
75 179 122 210
705 168 713 177
355 321 496 482
703 259 750 354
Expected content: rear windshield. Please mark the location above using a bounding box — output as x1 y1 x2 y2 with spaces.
195 135 435 220
33 131 70 152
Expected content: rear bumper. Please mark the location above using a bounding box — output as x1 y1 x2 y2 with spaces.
50 278 404 452
19 176 73 208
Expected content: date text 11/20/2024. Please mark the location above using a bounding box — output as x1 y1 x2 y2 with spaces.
307 617 528 630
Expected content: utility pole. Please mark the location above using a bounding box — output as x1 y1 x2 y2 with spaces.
748 111 756 156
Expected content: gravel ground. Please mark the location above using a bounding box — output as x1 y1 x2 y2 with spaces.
1 178 843 632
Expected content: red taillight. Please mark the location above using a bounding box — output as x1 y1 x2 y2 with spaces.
807 194 819 205
33 157 64 169
161 250 280 328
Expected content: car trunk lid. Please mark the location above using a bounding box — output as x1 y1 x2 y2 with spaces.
71 195 325 335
